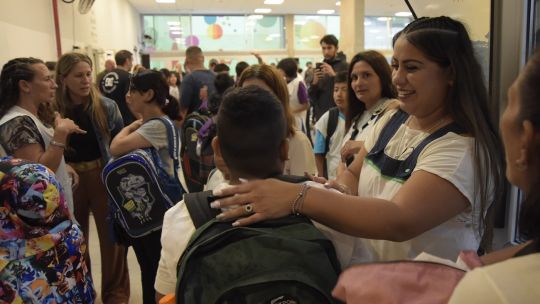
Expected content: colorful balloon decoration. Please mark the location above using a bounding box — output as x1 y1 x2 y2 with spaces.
185 35 200 47
300 21 327 48
258 16 277 28
207 24 223 39
204 16 217 25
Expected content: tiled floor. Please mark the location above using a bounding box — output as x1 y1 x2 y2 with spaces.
88 214 143 304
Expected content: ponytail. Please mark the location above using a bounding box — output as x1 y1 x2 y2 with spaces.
162 93 180 120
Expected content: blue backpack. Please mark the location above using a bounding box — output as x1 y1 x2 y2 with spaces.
102 117 184 238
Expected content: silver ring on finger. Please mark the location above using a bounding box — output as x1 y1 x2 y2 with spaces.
244 203 254 214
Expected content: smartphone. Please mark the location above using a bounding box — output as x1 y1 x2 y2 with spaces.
315 62 323 70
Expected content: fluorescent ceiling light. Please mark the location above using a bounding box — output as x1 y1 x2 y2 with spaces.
156 0 175 3
254 8 272 13
335 1 341 6
167 21 180 25
169 26 182 30
248 14 264 20
170 31 182 35
395 11 412 17
317 9 335 15
294 20 306 25
377 17 391 21
364 21 372 26
264 0 284 4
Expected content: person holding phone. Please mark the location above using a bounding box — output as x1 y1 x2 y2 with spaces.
308 35 349 122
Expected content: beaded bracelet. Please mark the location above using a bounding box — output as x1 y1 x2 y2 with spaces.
291 184 311 216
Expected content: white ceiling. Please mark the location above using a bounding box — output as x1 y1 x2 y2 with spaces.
126 0 411 16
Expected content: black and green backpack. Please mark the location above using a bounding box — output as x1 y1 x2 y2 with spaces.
176 178 342 304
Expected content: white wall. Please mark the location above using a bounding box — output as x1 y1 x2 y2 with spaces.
0 0 141 69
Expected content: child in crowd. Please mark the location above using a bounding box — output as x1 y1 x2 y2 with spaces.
313 71 348 179
109 70 181 304
154 86 357 301
199 73 235 190
277 58 309 133
0 158 95 303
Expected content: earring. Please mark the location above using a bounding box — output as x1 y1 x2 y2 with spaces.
515 148 528 171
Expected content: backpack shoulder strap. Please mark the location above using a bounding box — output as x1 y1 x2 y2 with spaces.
184 190 220 228
147 117 181 180
325 107 340 155
323 107 340 178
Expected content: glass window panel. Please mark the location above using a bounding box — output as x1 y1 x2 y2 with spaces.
294 15 340 50
364 16 412 50
406 1 491 85
142 15 284 52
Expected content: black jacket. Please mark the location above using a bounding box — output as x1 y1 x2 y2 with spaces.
308 52 348 121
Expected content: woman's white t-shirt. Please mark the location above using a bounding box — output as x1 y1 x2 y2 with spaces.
357 109 483 261
342 98 396 145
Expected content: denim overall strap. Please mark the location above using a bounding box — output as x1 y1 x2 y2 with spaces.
365 109 465 183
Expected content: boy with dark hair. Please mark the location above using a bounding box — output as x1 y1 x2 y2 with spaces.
277 58 309 132
155 86 288 300
214 63 230 75
235 61 249 84
314 71 348 179
154 86 358 301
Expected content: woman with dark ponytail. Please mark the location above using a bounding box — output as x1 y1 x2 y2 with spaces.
110 70 181 304
0 57 85 216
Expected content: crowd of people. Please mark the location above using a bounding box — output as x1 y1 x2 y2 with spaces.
0 15 538 303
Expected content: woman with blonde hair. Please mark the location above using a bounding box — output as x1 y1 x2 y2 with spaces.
55 52 130 304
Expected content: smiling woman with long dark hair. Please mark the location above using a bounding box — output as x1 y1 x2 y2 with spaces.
212 16 506 264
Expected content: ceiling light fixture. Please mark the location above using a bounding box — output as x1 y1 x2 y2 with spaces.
377 17 391 21
336 1 341 6
248 14 264 20
254 8 272 13
264 0 284 4
155 0 175 3
167 21 180 25
395 11 413 17
317 9 335 15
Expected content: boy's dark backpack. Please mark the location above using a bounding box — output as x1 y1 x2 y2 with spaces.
102 117 184 238
176 176 342 304
196 118 217 186
181 109 212 193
